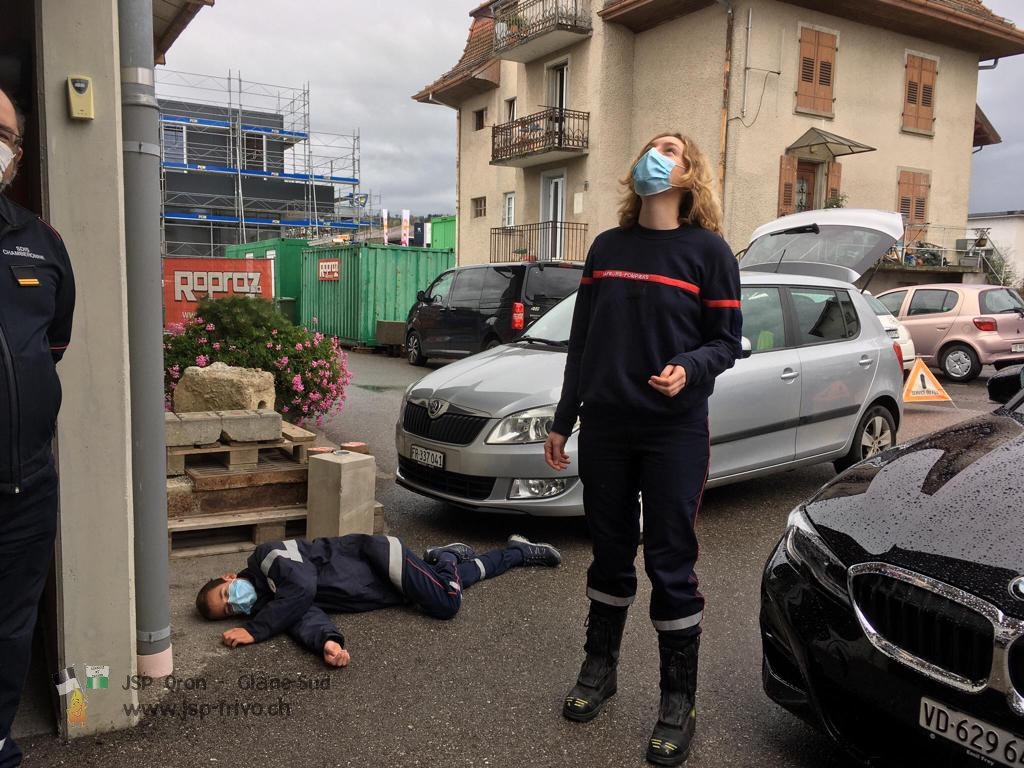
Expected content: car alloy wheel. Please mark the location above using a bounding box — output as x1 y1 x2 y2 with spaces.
834 404 896 472
940 343 981 383
407 332 427 366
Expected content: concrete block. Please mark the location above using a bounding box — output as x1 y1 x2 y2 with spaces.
164 412 187 447
175 412 223 446
306 451 376 539
219 409 281 443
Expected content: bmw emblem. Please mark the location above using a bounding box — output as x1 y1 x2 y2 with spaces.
427 399 449 419
1009 577 1024 602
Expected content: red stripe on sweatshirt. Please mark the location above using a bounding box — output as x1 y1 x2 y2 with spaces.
591 270 699 296
702 299 741 309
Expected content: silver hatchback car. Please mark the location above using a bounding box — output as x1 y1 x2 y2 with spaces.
395 210 906 516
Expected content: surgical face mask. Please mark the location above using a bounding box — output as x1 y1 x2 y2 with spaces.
227 578 257 616
632 147 685 197
0 143 14 192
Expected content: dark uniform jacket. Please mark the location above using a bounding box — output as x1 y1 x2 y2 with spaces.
238 535 407 654
0 196 75 494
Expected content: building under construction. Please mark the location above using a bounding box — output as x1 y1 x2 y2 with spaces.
156 70 370 257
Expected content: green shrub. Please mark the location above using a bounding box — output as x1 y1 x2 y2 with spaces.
163 296 352 426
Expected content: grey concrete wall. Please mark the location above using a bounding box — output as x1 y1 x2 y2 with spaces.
37 0 138 735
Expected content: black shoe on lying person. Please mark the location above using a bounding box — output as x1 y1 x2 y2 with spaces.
507 534 562 566
423 542 478 564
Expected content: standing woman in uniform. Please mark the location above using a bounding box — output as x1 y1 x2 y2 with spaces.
544 133 742 766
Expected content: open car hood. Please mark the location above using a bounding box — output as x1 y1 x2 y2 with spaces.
740 209 904 287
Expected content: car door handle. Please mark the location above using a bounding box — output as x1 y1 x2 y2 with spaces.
934 326 949 331
780 369 799 381
858 356 873 367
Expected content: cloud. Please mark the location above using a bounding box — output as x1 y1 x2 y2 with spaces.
165 0 1023 217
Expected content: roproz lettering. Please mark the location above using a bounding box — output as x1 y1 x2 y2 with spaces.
174 271 263 302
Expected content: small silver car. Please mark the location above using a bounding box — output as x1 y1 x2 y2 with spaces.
395 209 906 516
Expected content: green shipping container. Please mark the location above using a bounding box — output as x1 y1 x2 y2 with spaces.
429 215 456 254
224 238 309 317
300 244 456 346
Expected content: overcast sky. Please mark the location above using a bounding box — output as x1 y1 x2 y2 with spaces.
165 0 1022 217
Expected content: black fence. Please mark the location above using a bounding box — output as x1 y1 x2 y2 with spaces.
490 221 588 263
491 108 589 164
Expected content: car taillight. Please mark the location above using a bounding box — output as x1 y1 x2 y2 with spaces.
973 317 997 332
892 341 904 371
512 301 525 331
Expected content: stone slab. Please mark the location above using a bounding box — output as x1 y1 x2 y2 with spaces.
173 412 223 446
306 451 376 539
219 409 282 443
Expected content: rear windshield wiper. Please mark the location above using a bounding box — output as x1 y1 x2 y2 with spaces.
518 337 567 347
770 223 820 237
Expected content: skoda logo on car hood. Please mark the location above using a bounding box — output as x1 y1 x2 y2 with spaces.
427 399 449 419
1009 576 1024 601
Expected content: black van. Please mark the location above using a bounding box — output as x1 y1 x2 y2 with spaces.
405 261 583 365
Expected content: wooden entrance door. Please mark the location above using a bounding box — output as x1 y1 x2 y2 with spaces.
796 161 817 212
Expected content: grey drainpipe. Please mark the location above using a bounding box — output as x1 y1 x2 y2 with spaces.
119 0 173 675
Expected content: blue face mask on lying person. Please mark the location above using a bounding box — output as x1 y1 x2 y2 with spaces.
227 579 257 615
632 147 686 197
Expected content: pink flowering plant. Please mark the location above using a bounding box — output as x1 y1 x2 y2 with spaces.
163 297 352 426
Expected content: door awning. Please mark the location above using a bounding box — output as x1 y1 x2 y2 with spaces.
786 128 876 159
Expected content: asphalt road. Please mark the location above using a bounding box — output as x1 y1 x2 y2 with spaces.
20 352 1002 768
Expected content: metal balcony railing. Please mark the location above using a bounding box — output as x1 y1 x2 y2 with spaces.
494 0 592 54
491 107 589 164
490 221 588 263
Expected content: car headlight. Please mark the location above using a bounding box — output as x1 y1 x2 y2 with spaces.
784 507 850 604
486 406 569 445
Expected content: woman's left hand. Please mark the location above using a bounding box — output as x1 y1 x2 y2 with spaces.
649 364 687 397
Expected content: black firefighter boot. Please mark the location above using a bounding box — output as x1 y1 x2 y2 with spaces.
562 606 628 722
646 635 699 766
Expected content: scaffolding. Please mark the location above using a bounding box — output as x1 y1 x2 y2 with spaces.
155 69 369 257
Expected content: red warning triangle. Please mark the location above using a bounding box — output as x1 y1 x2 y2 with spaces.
902 358 952 403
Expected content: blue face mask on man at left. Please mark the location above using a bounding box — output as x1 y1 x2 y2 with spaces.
227 578 257 615
632 147 685 197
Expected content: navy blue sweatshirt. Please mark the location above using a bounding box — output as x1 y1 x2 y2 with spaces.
551 224 742 436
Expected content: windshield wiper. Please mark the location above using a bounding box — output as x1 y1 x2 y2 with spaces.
770 223 820 237
518 337 567 347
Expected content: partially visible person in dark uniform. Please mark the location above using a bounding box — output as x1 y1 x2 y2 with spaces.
544 133 741 766
0 86 76 768
196 533 561 666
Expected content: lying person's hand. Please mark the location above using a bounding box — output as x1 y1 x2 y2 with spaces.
222 627 255 648
323 640 350 668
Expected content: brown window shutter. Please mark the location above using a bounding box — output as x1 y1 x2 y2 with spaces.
903 55 921 130
898 170 930 242
815 32 837 113
778 155 798 217
919 58 937 131
797 28 818 111
825 161 843 204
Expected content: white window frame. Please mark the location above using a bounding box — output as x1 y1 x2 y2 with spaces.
505 97 517 122
503 192 516 227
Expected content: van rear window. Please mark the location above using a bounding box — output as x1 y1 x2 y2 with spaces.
524 266 582 302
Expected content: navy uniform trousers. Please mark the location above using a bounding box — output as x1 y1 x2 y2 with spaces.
578 412 710 636
0 463 59 768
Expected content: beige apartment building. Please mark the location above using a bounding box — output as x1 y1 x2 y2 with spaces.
415 0 1023 273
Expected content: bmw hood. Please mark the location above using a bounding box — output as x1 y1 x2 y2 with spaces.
407 344 566 418
802 412 1024 615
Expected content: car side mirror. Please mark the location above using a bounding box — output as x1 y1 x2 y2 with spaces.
740 336 753 359
416 290 427 303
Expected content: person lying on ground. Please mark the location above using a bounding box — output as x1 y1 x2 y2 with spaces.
196 533 561 667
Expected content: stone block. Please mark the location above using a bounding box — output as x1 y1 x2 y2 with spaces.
306 451 376 539
173 362 276 413
165 412 187 447
175 412 223 446
219 409 282 443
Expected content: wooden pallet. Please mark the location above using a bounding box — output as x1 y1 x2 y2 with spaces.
167 438 311 475
186 453 307 492
168 505 307 558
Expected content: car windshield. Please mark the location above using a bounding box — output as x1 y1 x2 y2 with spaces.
522 291 576 342
980 288 1024 314
863 294 894 317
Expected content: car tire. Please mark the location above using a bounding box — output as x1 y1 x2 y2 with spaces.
483 337 501 351
939 343 981 382
833 404 896 473
407 332 427 366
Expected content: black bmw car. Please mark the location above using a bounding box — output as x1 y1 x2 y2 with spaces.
761 372 1024 766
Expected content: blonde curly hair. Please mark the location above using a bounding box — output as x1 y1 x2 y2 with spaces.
618 133 724 235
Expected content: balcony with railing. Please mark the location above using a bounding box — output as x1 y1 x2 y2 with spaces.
492 107 589 167
494 0 592 62
490 221 588 263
